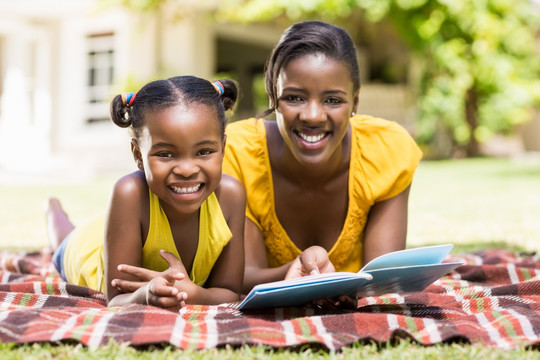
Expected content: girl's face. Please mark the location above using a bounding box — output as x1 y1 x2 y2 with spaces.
275 54 358 167
133 103 225 217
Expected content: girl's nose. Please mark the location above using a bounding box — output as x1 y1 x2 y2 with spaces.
173 159 199 178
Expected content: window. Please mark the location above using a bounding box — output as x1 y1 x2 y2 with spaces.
86 32 114 123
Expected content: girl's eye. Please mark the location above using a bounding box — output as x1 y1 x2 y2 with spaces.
156 152 173 158
198 149 214 156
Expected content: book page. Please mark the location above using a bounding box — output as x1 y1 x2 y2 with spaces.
251 271 372 292
360 244 454 272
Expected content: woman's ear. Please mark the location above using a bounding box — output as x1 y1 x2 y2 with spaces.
221 134 227 155
131 139 144 170
352 93 359 116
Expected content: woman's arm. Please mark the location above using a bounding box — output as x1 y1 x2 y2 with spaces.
242 219 291 293
362 184 411 265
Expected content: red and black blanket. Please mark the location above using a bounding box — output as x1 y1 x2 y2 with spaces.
0 249 539 350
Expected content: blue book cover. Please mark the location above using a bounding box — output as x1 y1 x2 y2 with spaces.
237 244 464 310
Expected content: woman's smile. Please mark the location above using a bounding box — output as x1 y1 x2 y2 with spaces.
294 129 330 149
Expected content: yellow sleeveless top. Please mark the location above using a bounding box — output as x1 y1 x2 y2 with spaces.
222 115 422 272
63 190 232 293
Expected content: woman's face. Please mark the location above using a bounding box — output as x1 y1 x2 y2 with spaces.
275 54 358 168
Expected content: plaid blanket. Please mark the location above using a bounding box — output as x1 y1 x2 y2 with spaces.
0 249 539 350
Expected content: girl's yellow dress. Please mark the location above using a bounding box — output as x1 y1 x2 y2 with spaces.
61 190 232 292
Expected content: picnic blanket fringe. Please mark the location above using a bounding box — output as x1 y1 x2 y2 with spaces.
0 249 539 350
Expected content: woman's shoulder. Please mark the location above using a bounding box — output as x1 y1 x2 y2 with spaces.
223 118 270 178
351 114 421 155
225 118 266 145
349 115 422 201
350 114 412 139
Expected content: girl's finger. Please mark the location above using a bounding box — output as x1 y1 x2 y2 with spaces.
117 264 160 280
111 279 146 292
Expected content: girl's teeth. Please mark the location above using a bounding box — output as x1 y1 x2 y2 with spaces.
298 132 325 143
171 184 201 194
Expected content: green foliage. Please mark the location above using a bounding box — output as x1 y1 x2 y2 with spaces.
214 0 540 157
98 0 162 12
96 0 540 156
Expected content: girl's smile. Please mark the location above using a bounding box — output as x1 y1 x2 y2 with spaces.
134 103 224 219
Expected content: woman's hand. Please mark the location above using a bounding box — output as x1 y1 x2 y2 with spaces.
312 295 358 310
285 245 336 279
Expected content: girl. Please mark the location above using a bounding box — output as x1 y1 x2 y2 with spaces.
48 76 246 311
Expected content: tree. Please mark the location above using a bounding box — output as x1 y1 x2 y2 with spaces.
215 0 540 157
103 0 540 157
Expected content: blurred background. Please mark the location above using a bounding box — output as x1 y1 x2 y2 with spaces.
0 0 539 251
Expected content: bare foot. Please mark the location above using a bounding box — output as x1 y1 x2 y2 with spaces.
46 198 75 250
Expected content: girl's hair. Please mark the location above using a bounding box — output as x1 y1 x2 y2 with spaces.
261 21 360 118
110 76 238 140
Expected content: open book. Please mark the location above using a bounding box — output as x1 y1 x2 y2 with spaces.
237 244 464 310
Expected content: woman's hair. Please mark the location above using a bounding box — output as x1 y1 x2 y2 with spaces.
261 21 360 118
110 76 238 140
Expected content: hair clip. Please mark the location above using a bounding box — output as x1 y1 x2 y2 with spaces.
212 81 224 96
121 92 137 107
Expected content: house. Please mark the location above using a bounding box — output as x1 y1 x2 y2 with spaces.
1 0 536 181
0 0 288 179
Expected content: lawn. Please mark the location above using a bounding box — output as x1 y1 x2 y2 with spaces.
0 157 539 358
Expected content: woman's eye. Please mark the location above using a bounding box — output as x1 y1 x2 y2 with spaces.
283 95 303 102
325 97 343 104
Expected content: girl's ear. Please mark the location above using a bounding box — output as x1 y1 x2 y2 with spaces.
131 139 144 171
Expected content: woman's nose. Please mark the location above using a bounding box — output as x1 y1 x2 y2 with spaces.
299 100 326 123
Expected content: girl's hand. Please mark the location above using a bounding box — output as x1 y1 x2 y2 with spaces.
285 245 336 279
112 266 160 293
112 250 188 294
146 271 188 311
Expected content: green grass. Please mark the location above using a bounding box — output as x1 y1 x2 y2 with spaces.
0 157 539 358
407 157 540 253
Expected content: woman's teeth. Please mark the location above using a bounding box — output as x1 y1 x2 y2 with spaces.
298 132 325 143
170 184 201 194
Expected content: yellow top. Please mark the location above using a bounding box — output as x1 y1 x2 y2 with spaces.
63 190 232 293
222 115 422 272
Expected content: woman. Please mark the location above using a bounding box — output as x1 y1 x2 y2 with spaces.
222 20 422 293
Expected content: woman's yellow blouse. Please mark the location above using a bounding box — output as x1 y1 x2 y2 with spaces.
222 115 422 272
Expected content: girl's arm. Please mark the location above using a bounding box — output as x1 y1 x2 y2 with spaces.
362 184 411 265
105 172 183 308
